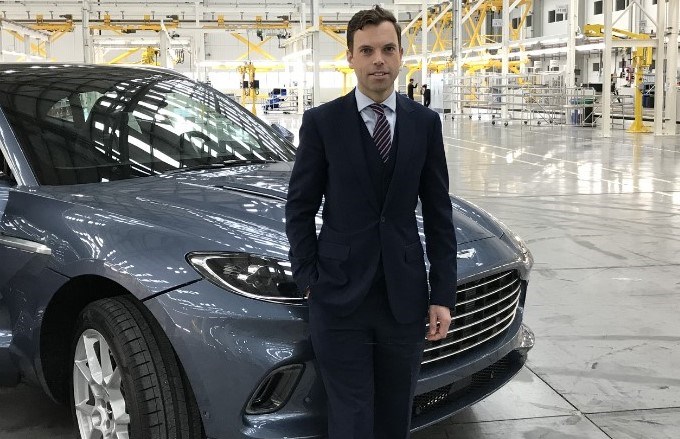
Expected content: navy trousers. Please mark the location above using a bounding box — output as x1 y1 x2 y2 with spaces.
309 281 425 439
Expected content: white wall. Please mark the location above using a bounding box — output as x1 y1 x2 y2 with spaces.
585 0 659 34
541 0 569 36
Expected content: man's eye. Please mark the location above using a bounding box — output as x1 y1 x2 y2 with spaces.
361 48 372 54
385 47 396 52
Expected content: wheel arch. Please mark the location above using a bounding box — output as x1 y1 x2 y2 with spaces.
39 275 130 404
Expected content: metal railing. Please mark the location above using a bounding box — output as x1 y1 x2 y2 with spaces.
443 71 629 129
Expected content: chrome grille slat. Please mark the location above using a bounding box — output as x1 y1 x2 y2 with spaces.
424 300 519 353
422 270 521 366
451 283 520 319
421 311 517 365
424 280 519 327
446 293 521 336
455 277 520 307
456 271 513 294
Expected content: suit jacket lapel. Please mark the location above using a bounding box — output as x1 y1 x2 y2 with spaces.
341 91 380 213
383 93 417 210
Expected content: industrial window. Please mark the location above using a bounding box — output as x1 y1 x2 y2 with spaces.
548 10 556 23
512 17 519 29
526 15 532 27
593 63 600 72
555 12 565 21
615 0 628 11
594 1 603 14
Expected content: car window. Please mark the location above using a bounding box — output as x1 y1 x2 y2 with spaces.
0 150 12 185
120 80 284 173
0 70 295 185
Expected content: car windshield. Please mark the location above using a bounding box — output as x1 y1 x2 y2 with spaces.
0 65 296 185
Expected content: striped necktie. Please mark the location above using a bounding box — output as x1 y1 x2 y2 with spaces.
369 103 391 163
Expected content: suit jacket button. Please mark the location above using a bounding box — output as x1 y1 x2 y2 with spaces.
380 216 386 223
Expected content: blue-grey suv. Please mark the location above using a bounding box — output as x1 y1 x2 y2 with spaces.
0 63 534 439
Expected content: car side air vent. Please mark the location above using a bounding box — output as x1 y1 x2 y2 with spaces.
245 364 304 415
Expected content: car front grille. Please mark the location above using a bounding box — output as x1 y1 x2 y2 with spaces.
422 270 521 366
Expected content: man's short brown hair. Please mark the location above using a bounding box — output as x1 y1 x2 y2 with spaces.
346 5 402 52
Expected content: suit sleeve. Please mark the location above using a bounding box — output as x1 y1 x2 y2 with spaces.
419 114 458 309
285 110 327 292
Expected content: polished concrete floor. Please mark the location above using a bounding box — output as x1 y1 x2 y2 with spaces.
1 116 679 438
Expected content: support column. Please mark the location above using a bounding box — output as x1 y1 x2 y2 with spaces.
532 0 543 38
454 0 463 115
665 0 679 135
421 0 428 89
566 0 577 88
392 3 400 94
501 0 510 121
159 27 170 68
311 0 321 107
192 3 203 81
655 0 667 135
0 25 3 61
191 31 204 81
82 0 91 63
23 35 31 57
602 0 613 137
298 2 306 114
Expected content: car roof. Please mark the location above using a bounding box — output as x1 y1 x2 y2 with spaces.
0 63 184 84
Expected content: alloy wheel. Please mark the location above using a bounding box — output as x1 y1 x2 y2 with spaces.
73 328 131 439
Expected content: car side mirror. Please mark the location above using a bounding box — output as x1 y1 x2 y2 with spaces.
270 123 295 144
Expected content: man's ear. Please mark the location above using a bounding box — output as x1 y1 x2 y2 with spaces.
346 49 354 67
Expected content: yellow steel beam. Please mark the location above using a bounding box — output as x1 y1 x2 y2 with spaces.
109 48 142 64
5 29 46 57
204 14 290 31
583 23 652 133
49 31 66 43
320 25 347 48
431 18 452 53
231 33 276 60
510 0 532 40
404 24 421 57
90 14 179 33
30 14 75 33
470 8 487 47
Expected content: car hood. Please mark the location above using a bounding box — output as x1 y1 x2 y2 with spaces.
41 163 495 259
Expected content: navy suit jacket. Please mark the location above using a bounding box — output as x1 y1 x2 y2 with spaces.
285 90 457 324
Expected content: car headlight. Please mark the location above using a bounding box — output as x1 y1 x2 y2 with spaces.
187 252 304 303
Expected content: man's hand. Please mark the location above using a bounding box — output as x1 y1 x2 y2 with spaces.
426 305 452 341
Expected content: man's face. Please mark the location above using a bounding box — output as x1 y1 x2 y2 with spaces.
347 21 403 103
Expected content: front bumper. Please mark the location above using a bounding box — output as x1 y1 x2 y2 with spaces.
144 279 533 439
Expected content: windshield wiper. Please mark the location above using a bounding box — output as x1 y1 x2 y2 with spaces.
164 159 278 174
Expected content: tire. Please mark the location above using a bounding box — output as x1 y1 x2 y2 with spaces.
71 296 202 439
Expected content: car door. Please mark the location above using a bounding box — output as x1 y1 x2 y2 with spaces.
0 148 20 385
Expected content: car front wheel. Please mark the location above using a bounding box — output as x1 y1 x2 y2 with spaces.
71 296 202 439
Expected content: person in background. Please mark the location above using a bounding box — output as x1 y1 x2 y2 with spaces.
611 73 621 103
407 78 417 99
421 84 431 107
285 5 457 439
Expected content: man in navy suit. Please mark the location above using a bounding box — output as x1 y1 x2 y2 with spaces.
285 6 457 439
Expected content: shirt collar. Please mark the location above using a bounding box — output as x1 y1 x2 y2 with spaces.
355 88 397 114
